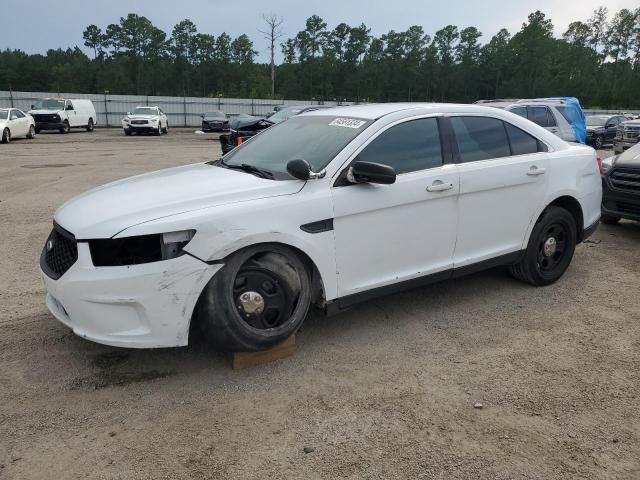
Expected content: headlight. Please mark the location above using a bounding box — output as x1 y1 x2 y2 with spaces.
601 156 617 173
89 230 195 266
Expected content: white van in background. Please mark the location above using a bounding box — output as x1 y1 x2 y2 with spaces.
28 98 97 134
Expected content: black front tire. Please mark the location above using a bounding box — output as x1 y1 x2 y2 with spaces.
509 206 577 286
195 244 312 352
27 125 36 139
124 129 132 136
600 214 620 225
1 128 10 144
60 120 70 134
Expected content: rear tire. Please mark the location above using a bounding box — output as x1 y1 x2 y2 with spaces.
1 128 10 144
509 206 577 286
600 214 620 225
86 118 94 132
27 125 36 139
195 245 312 352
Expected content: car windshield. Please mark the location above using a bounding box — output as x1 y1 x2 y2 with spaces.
204 111 225 119
268 107 304 124
134 107 158 115
0 110 8 120
33 99 64 110
586 116 608 126
220 115 371 179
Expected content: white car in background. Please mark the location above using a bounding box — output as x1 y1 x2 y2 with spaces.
0 108 36 143
40 104 601 352
506 100 578 142
28 98 97 134
122 106 168 136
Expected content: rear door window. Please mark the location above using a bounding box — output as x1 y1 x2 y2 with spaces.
509 106 527 119
358 118 443 174
450 116 511 162
505 123 546 155
528 107 553 127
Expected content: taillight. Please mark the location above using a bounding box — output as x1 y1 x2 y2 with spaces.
236 136 244 146
596 157 603 175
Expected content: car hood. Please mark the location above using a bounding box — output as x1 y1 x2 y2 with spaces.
126 115 159 120
586 126 604 132
55 163 302 239
231 116 273 130
28 109 63 115
615 143 640 168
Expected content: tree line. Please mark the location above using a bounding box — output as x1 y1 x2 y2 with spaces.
1 8 639 108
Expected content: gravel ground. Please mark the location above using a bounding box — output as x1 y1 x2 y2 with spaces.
0 129 638 479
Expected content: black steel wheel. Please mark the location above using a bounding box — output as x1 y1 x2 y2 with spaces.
509 206 577 286
196 245 312 351
594 135 603 149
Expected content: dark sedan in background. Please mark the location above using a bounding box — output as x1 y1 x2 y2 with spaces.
220 105 333 155
585 114 626 149
201 111 229 132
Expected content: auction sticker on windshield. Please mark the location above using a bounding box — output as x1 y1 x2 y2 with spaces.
329 118 367 129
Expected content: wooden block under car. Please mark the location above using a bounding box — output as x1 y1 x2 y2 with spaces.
232 335 296 369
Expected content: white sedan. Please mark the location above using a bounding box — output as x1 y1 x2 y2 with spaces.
40 104 602 352
122 106 168 136
0 108 36 143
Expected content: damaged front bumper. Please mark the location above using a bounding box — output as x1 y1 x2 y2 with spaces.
41 242 222 348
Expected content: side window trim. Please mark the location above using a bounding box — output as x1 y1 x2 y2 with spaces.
333 114 449 187
445 114 549 164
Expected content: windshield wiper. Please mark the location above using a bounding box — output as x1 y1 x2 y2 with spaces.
220 161 274 179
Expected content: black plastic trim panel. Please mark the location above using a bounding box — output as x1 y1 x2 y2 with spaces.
325 250 524 316
300 219 334 233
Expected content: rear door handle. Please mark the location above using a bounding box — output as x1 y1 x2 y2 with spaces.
527 166 546 176
426 181 454 192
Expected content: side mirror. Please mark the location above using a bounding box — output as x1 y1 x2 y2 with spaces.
66 105 73 111
349 161 396 185
606 123 615 128
126 112 131 116
286 159 325 180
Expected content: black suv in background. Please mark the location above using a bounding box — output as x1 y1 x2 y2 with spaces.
586 115 626 149
601 143 640 224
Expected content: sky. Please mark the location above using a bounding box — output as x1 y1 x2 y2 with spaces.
2 0 638 62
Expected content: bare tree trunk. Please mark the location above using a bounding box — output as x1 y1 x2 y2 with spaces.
259 13 283 98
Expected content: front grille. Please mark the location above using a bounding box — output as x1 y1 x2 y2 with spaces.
33 114 59 123
616 201 640 216
131 120 148 125
40 224 78 280
609 168 640 193
620 126 640 141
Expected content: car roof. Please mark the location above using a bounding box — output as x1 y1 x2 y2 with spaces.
301 102 527 120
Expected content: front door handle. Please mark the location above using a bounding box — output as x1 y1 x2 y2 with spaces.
426 181 454 192
527 166 546 176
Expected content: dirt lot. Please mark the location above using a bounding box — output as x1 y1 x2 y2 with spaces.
0 129 638 479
